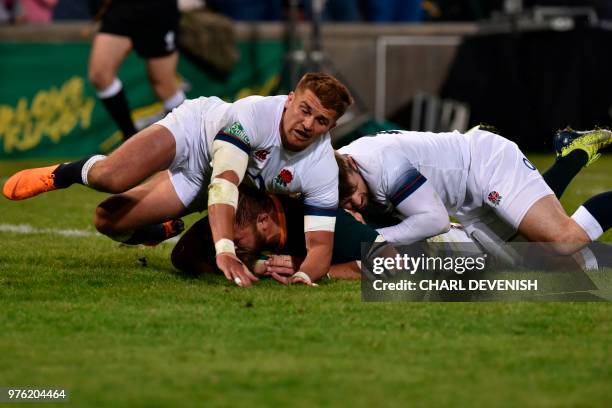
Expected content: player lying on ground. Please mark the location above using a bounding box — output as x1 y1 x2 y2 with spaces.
171 185 386 285
2 72 353 287
336 127 612 257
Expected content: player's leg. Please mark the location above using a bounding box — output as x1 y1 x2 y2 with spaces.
543 128 612 197
517 195 590 254
517 190 612 255
3 124 176 200
88 32 137 139
133 0 184 114
468 130 594 255
94 171 188 243
146 52 186 113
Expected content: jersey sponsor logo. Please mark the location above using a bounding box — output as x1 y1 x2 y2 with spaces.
220 122 251 146
377 130 402 135
487 191 503 206
523 157 536 170
273 169 293 187
253 149 269 161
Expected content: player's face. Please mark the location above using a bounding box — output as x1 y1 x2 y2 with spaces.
281 89 338 151
340 170 369 211
234 223 267 253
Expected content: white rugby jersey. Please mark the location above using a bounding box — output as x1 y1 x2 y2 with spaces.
337 130 470 216
159 95 339 229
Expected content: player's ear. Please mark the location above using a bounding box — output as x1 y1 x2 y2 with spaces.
285 92 295 107
346 155 358 171
257 212 270 229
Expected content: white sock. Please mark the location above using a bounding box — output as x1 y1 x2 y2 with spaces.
163 89 186 112
81 155 106 186
571 205 604 241
577 246 599 270
96 78 122 99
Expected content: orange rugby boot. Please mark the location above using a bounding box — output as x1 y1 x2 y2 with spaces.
2 164 60 200
143 219 185 246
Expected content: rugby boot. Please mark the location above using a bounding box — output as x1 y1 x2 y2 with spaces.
554 127 612 167
143 219 185 246
2 164 60 200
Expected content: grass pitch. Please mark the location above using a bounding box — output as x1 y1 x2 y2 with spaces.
1 155 611 407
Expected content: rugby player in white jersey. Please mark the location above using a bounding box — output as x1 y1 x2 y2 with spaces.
336 127 612 256
3 72 353 287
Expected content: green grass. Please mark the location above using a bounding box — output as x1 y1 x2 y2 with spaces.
1 155 611 407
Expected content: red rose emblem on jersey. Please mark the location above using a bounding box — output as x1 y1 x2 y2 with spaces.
274 169 293 187
254 149 269 161
487 191 502 206
279 169 292 183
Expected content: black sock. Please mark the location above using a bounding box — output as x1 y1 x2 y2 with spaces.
52 156 93 188
121 224 167 245
583 191 612 232
100 89 137 140
542 150 589 198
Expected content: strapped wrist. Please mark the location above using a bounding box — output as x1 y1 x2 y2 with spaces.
215 238 236 256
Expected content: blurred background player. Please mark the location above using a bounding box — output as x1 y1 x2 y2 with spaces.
89 0 186 140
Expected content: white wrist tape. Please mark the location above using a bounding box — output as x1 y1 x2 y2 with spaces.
208 178 239 209
215 238 236 256
292 271 313 285
211 139 249 182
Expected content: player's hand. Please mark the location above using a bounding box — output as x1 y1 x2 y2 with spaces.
344 208 366 224
270 271 318 286
263 255 300 277
216 253 258 287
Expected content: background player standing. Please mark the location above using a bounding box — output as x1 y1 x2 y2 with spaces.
89 0 186 140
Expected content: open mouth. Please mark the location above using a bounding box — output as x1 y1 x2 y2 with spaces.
293 129 309 141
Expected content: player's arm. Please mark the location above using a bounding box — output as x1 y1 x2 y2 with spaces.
268 207 336 286
207 123 258 287
377 171 450 243
328 262 361 280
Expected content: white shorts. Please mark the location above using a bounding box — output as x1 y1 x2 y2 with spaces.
156 96 226 212
455 129 554 237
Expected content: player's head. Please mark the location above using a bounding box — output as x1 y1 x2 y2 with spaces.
234 186 281 253
281 72 353 152
336 152 369 211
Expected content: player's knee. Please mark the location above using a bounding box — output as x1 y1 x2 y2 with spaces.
540 220 588 255
94 205 118 236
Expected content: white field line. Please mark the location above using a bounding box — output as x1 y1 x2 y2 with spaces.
0 223 179 244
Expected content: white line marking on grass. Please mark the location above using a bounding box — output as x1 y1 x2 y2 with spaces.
0 223 97 237
0 223 179 245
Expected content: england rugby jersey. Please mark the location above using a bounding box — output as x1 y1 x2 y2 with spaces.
159 95 338 229
337 130 470 216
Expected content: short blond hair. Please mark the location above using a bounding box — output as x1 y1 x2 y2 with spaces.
295 72 353 119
